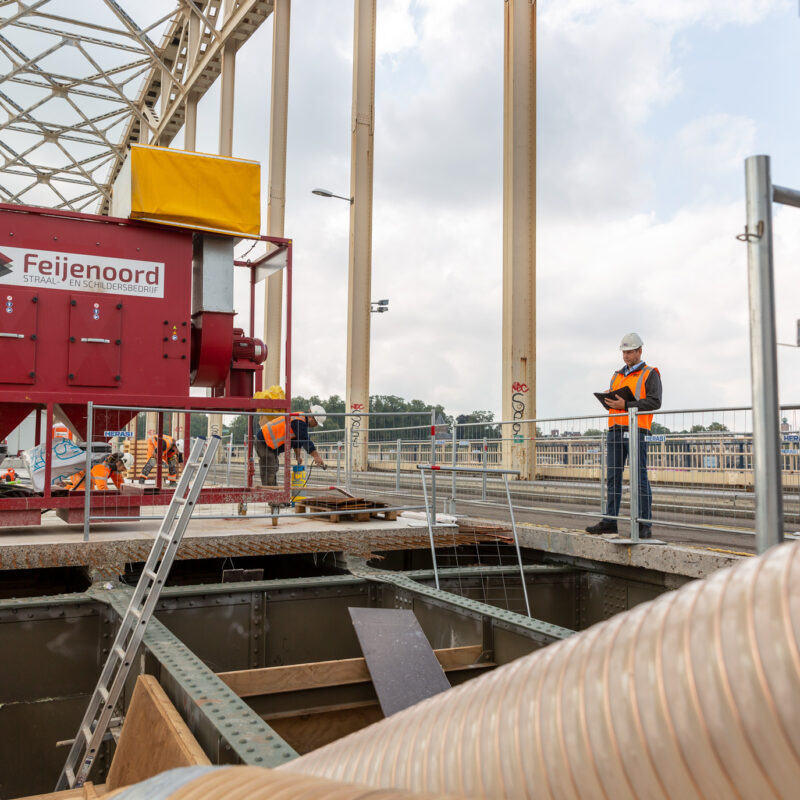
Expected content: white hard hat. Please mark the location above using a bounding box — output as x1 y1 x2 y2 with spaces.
619 332 643 351
310 404 327 426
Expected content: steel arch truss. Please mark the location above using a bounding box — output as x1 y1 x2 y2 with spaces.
0 0 272 213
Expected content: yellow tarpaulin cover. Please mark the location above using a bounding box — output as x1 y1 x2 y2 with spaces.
128 145 260 237
255 385 286 420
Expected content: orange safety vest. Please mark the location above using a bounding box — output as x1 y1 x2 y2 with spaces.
260 414 302 450
65 463 123 491
607 365 659 430
147 434 177 459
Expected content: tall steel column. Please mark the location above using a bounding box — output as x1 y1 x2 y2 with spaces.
744 155 784 552
502 0 536 479
263 0 292 389
345 0 376 472
208 0 239 441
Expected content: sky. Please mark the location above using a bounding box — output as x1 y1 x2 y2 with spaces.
5 0 800 425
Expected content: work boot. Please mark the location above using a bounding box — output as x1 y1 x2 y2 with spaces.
585 520 617 535
639 526 652 539
138 477 145 485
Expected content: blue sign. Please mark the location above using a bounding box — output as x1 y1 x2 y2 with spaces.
645 434 666 442
104 430 133 438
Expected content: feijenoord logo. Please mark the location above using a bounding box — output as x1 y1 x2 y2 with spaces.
0 246 165 298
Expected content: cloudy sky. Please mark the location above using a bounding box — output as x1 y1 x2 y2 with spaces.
8 0 800 424
199 0 800 423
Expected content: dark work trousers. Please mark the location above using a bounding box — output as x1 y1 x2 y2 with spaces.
255 439 279 486
604 425 652 528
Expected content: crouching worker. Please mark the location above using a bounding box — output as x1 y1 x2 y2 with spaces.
255 405 327 486
1 467 17 483
138 434 180 484
62 452 126 491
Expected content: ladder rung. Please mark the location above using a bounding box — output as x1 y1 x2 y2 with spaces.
99 687 109 703
114 645 126 660
175 497 187 506
144 568 158 581
65 767 75 785
159 532 173 541
130 607 143 619
81 724 93 742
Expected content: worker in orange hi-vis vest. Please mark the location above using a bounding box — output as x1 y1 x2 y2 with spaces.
138 434 180 484
255 406 327 486
1 467 17 483
61 453 127 491
586 333 662 539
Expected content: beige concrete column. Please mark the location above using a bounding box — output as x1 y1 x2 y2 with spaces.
502 0 536 479
345 0 376 472
145 412 158 438
263 0 291 389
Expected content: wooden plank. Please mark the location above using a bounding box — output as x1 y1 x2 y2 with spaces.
217 644 485 698
15 782 106 799
105 675 210 790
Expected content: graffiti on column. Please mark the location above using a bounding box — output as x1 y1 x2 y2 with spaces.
350 403 364 451
511 382 528 443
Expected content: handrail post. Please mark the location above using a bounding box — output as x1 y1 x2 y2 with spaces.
745 154 784 553
628 407 640 542
600 428 608 515
482 437 488 501
83 401 93 542
395 437 401 493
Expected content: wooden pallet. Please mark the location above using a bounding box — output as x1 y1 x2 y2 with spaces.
294 495 398 523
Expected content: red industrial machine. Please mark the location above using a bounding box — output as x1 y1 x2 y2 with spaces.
0 201 293 526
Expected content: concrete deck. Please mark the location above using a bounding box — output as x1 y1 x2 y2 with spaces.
0 510 462 577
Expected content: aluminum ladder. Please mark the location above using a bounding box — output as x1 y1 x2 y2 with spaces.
56 434 221 790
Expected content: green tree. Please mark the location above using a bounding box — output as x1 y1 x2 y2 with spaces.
583 428 603 438
707 422 729 432
650 422 671 435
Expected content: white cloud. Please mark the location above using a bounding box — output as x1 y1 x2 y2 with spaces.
678 114 757 172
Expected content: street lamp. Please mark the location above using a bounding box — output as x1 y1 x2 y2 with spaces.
311 187 353 203
370 299 389 313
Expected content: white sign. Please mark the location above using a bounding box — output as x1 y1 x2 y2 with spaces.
104 430 133 438
0 246 165 298
783 434 800 442
645 434 666 442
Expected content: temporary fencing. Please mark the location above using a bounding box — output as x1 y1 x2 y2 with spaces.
32 401 800 549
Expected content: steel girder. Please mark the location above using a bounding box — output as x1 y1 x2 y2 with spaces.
0 0 272 212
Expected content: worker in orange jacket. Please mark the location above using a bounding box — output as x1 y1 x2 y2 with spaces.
138 434 180 484
255 406 327 486
62 453 127 491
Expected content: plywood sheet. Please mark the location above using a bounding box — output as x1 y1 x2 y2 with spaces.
105 675 210 790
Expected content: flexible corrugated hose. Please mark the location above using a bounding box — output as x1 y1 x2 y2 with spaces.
280 541 800 799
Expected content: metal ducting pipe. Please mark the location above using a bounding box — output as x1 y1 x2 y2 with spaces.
280 542 800 799
104 764 464 799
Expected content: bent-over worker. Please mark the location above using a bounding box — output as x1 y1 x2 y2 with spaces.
62 452 127 491
255 405 327 486
138 434 180 484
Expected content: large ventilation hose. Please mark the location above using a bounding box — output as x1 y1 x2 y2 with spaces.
280 541 800 799
104 764 464 798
